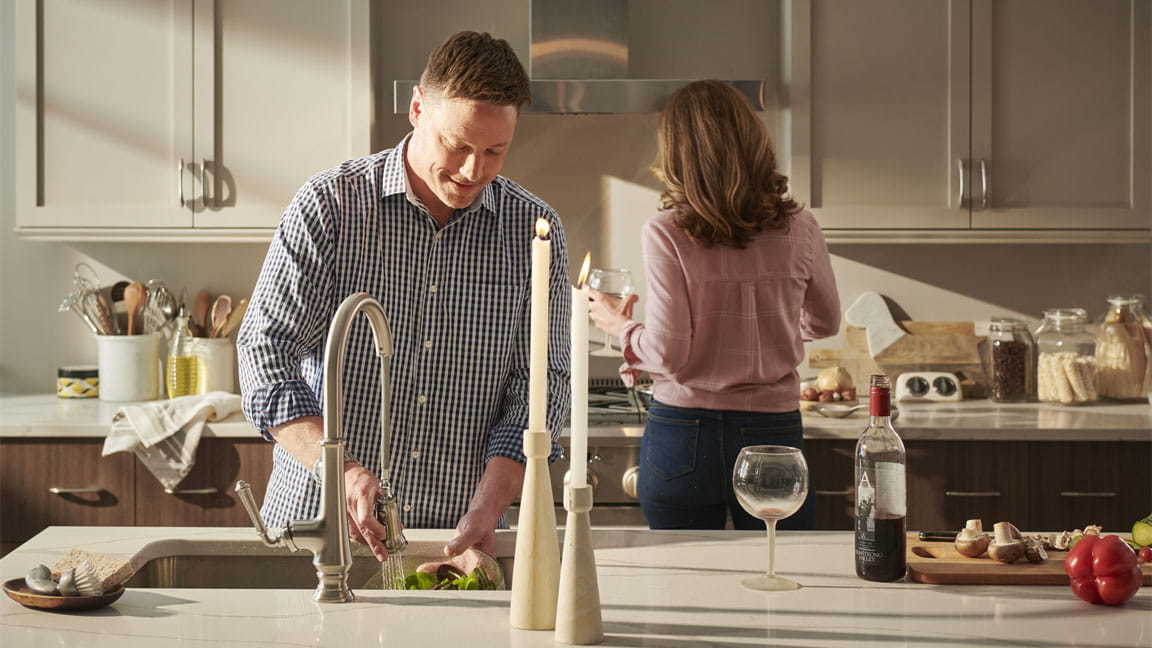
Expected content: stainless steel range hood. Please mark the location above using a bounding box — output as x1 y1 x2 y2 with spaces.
393 0 773 114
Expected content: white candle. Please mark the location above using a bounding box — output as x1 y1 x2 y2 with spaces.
569 253 591 488
528 218 550 433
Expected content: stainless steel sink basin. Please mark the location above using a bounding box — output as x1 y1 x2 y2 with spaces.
124 540 513 590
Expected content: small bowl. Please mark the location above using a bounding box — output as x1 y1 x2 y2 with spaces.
3 578 124 611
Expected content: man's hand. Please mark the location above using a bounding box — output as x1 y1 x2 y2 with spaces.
344 463 390 562
444 506 500 558
588 288 639 338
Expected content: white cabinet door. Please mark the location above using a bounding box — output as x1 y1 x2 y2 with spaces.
192 0 370 229
787 0 971 229
15 0 194 229
971 0 1150 230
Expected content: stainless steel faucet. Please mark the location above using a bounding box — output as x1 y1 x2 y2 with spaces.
236 292 406 603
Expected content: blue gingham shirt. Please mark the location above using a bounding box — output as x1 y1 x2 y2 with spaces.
238 135 571 529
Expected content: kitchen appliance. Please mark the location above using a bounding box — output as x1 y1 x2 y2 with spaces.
895 372 962 402
509 378 648 527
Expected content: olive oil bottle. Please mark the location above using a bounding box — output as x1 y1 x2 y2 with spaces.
166 306 200 398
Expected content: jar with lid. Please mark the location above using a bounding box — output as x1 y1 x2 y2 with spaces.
1094 296 1152 401
1034 308 1097 406
988 318 1036 402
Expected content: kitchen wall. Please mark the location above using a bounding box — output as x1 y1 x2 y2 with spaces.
1 2 1149 394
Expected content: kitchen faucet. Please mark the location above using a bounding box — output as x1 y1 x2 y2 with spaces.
236 292 407 603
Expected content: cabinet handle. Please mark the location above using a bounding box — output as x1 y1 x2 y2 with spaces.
164 487 219 495
979 158 990 209
200 159 211 209
48 487 106 495
956 158 967 208
178 158 186 207
944 491 1001 497
815 489 853 496
1060 491 1116 498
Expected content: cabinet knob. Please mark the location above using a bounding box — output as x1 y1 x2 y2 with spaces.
621 465 639 499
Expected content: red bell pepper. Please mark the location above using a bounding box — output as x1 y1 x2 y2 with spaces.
1064 534 1142 606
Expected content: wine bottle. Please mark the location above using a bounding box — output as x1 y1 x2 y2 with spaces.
854 374 907 581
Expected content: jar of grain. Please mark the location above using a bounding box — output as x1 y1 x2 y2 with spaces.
988 318 1036 402
1094 296 1152 401
1034 309 1097 406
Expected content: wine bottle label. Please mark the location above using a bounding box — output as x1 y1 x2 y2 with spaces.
857 462 906 518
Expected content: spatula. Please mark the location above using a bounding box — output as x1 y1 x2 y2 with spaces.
208 294 233 338
215 298 249 338
192 290 213 337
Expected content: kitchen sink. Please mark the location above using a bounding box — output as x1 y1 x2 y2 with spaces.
124 539 513 590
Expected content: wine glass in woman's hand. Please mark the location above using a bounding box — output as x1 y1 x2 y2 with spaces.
586 268 635 356
732 445 809 591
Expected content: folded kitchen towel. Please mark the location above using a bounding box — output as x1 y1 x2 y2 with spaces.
102 391 241 490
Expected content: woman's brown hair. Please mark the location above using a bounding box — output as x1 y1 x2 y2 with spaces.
653 80 799 248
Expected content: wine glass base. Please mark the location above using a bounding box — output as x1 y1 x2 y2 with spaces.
742 575 801 592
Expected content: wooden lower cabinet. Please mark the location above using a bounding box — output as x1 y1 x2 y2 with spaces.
806 439 857 530
1029 442 1152 533
135 438 274 526
0 439 136 545
905 441 1031 532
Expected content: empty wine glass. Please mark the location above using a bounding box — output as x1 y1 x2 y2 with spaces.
732 445 809 591
586 268 634 357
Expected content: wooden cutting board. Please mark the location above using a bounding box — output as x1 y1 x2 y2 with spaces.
810 322 989 398
906 534 1152 585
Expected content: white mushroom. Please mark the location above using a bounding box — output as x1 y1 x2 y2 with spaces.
988 522 1026 564
1023 536 1048 564
954 519 991 558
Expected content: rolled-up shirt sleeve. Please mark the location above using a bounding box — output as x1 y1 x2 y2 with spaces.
799 222 841 341
621 220 694 378
237 177 337 440
486 213 571 465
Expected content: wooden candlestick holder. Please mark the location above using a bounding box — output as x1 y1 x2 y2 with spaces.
511 428 561 630
555 483 603 645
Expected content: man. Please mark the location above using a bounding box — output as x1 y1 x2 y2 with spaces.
237 31 570 562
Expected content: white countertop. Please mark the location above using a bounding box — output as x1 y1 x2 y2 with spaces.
2 393 1149 441
1 526 1149 647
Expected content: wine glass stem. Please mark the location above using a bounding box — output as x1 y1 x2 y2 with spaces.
766 518 777 579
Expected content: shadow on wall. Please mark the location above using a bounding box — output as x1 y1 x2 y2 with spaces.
830 243 1152 323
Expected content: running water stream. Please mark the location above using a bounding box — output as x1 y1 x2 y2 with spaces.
381 550 406 589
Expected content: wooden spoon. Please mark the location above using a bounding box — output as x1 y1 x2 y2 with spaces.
123 282 148 335
192 290 213 337
209 295 233 338
216 298 249 338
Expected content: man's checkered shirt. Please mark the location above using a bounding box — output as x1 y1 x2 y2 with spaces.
237 136 571 529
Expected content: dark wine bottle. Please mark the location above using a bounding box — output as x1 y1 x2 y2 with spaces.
854 374 907 581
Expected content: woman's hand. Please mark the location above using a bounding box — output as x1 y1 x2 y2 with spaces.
588 288 638 338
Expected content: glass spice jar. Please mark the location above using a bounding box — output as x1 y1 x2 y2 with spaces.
988 318 1036 402
1035 308 1097 406
1094 296 1152 401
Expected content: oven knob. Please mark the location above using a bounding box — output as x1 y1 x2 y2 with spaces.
563 468 599 492
622 466 639 499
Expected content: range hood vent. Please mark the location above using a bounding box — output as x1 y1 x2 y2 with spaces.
393 0 772 114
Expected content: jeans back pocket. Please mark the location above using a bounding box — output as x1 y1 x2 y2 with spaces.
643 414 700 480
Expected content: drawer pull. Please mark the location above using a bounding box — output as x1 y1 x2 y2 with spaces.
815 489 853 496
1060 491 1116 498
48 487 105 495
164 487 219 495
945 491 1001 497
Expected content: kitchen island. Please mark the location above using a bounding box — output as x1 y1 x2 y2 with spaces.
1 526 1149 647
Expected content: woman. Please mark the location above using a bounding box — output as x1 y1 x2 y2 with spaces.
588 80 841 530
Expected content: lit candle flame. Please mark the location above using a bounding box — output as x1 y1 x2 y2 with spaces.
576 252 591 288
535 218 550 239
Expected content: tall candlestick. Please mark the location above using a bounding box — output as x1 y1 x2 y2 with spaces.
569 253 591 488
511 217 561 630
528 218 550 433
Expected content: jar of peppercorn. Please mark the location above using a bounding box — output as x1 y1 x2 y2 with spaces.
988 318 1036 402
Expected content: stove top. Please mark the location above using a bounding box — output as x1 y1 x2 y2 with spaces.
588 379 648 426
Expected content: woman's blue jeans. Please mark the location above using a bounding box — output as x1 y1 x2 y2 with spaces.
638 400 816 530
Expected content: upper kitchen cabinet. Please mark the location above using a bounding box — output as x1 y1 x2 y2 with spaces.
14 0 370 240
191 0 370 229
970 0 1150 230
786 0 1151 239
14 0 195 230
786 0 971 230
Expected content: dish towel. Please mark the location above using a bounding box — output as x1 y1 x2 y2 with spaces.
102 391 242 490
